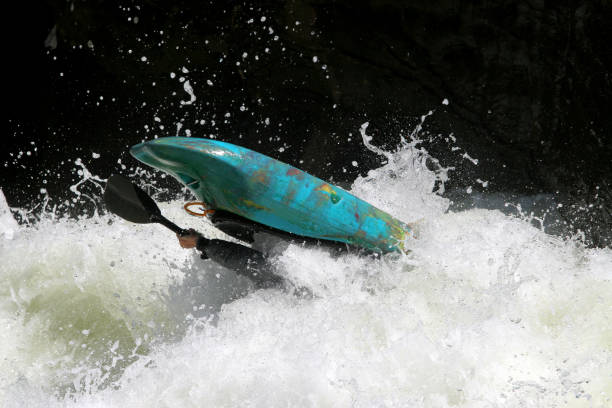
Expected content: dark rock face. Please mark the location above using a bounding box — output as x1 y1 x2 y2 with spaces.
4 0 611 246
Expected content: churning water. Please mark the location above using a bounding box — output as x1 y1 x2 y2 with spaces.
1 125 610 407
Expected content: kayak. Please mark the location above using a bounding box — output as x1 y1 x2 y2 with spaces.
130 137 414 252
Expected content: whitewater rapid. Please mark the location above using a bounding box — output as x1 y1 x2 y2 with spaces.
1 133 610 407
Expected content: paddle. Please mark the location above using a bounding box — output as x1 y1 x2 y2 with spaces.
103 175 284 287
104 174 188 235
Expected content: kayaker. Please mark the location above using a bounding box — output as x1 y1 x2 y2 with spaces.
102 174 340 290
176 226 284 289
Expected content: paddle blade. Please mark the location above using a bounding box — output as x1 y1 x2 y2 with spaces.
104 174 161 223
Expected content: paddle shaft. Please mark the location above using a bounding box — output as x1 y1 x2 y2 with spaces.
150 213 188 236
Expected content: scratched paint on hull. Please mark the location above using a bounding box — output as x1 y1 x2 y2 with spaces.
130 137 414 252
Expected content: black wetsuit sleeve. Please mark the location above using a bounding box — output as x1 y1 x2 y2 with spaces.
196 236 282 289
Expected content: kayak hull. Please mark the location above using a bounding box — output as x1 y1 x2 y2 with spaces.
130 137 412 252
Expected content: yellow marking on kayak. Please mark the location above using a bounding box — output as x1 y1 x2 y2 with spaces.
241 199 269 211
315 184 341 204
315 184 334 193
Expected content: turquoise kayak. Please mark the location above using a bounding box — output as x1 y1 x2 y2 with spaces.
130 137 413 253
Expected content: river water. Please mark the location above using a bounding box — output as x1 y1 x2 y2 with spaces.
1 127 610 407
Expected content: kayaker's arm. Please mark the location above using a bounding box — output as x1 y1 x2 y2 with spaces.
176 230 283 289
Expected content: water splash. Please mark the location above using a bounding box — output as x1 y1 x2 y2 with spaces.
0 190 19 239
1 122 611 407
352 121 451 224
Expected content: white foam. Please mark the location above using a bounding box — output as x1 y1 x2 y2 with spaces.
48 208 611 407
1 141 610 407
0 189 19 240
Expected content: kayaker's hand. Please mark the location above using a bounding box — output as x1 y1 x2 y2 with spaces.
177 229 200 249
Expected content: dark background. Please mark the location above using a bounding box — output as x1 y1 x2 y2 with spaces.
3 0 611 246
